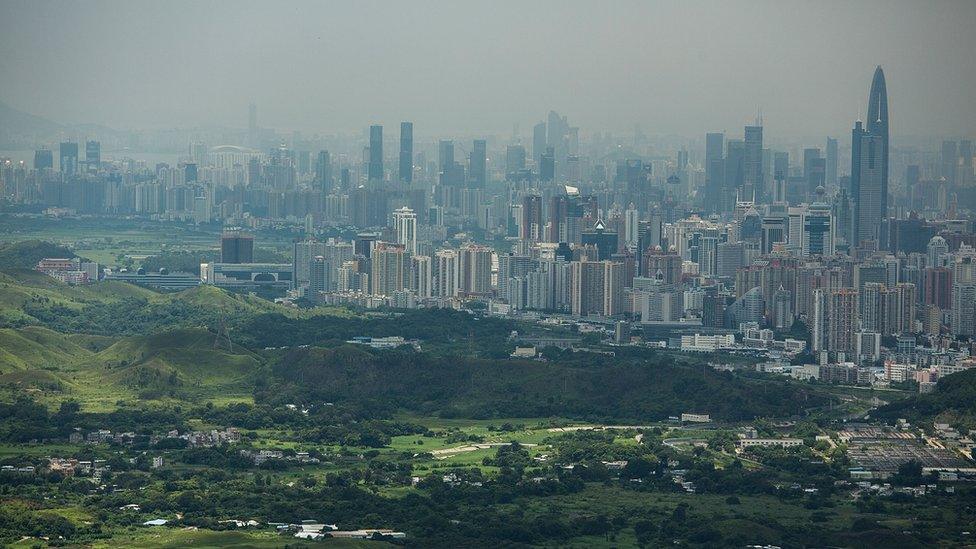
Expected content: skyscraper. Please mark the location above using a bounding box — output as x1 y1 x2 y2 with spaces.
438 140 455 185
803 148 822 196
810 289 828 352
410 254 433 298
470 139 487 187
827 288 858 355
851 120 885 247
434 249 460 297
960 140 974 186
315 150 332 190
392 206 418 255
368 125 383 181
371 242 407 297
505 145 526 175
772 151 789 203
33 149 53 171
59 142 78 176
743 125 763 202
825 137 838 188
802 199 834 257
459 244 493 295
521 194 543 241
581 220 619 261
399 122 413 183
725 139 745 208
532 121 547 167
704 132 724 214
941 140 958 185
857 66 889 246
85 140 100 169
540 147 555 182
571 260 625 317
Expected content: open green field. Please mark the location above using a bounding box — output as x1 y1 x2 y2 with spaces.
0 216 222 266
0 215 294 268
8 528 390 548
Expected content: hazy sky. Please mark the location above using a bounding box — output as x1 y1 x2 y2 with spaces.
1 0 975 139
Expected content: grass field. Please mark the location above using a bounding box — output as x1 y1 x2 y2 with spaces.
8 528 392 548
0 216 296 269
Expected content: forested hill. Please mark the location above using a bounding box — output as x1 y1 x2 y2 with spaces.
875 368 976 429
0 240 75 271
263 345 824 422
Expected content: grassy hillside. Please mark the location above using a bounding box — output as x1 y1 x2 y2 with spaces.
0 270 158 326
0 268 351 336
0 325 265 410
0 326 94 372
95 327 262 401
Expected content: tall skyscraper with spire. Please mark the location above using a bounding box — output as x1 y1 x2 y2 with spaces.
851 66 889 248
743 123 763 203
866 66 889 199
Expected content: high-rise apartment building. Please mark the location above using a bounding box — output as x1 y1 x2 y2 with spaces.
392 207 418 255
459 244 492 295
371 242 407 296
827 288 858 355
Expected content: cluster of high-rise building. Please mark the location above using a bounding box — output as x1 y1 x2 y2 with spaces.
4 67 976 371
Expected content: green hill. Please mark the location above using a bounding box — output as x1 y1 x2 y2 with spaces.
0 270 160 326
0 324 264 410
0 240 74 271
0 326 93 372
96 327 261 396
875 368 976 429
265 345 824 422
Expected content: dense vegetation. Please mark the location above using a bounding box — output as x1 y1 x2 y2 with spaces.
236 308 518 355
875 368 976 429
0 239 75 271
264 345 824 422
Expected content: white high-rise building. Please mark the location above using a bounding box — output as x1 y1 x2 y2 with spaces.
927 236 949 268
392 206 418 255
624 204 639 247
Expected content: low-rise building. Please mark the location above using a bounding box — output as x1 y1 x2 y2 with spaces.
738 438 803 448
680 334 735 352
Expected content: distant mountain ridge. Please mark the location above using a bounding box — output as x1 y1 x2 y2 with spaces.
0 100 64 144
